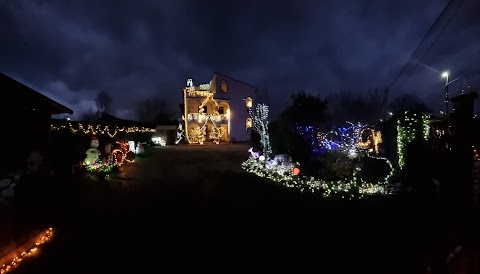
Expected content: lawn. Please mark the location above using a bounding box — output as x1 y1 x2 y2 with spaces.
15 144 444 274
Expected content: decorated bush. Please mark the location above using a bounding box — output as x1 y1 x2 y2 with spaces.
317 150 356 181
242 103 394 199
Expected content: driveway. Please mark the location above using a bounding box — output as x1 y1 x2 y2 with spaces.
16 144 442 274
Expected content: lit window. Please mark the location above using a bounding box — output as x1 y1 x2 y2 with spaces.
221 80 227 92
246 97 253 108
246 118 252 128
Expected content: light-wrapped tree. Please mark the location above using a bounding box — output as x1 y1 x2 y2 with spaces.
250 103 272 158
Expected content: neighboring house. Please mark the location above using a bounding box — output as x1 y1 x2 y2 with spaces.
0 72 73 172
182 72 258 144
155 124 177 145
0 72 72 267
94 113 140 127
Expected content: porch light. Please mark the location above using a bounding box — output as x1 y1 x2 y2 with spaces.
246 118 252 128
246 97 253 108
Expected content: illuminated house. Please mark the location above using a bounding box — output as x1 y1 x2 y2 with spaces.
182 72 258 144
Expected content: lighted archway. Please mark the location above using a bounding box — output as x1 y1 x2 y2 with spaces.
218 102 231 143
188 100 200 114
204 100 217 114
206 123 214 140
220 124 229 142
218 102 230 115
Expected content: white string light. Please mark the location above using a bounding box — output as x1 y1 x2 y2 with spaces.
242 153 394 199
249 103 272 157
51 123 155 137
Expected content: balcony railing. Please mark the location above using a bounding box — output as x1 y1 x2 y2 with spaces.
188 113 229 123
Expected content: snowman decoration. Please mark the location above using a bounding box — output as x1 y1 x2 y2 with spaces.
135 142 145 155
84 136 101 165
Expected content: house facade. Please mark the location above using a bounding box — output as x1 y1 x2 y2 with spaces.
182 72 258 144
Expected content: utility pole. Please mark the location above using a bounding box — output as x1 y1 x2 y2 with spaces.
443 72 449 116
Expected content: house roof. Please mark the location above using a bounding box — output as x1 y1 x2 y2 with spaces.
0 72 73 114
213 72 259 91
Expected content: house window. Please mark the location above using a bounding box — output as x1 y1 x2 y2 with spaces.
219 107 224 114
201 106 207 113
220 80 227 92
246 97 253 108
246 118 252 129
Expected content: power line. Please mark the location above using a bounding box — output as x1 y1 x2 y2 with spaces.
388 0 464 91
410 1 464 81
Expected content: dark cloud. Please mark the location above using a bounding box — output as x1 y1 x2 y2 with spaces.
0 0 479 119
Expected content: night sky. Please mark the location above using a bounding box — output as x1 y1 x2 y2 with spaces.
1 0 479 120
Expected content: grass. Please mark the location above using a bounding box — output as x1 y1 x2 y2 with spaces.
12 144 451 274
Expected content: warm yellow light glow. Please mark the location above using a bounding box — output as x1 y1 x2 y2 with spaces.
220 80 228 93
0 227 54 274
50 123 155 137
227 109 231 143
185 92 228 145
357 128 383 154
246 118 252 128
246 97 253 108
372 131 382 154
184 88 192 144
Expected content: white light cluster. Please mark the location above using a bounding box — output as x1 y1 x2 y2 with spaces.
249 103 272 157
151 137 166 146
242 154 394 199
175 123 184 144
318 121 364 158
188 113 229 122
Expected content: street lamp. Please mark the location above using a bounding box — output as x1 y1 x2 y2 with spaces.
442 71 449 116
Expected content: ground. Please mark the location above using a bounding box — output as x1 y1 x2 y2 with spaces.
15 144 444 274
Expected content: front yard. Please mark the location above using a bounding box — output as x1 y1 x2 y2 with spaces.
13 144 443 274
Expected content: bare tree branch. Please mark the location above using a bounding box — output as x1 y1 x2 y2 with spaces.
79 107 99 123
95 91 113 115
135 97 171 124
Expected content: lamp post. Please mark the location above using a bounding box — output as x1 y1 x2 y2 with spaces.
442 71 449 116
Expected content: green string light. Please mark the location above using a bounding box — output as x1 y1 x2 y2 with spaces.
85 160 115 173
397 112 430 169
